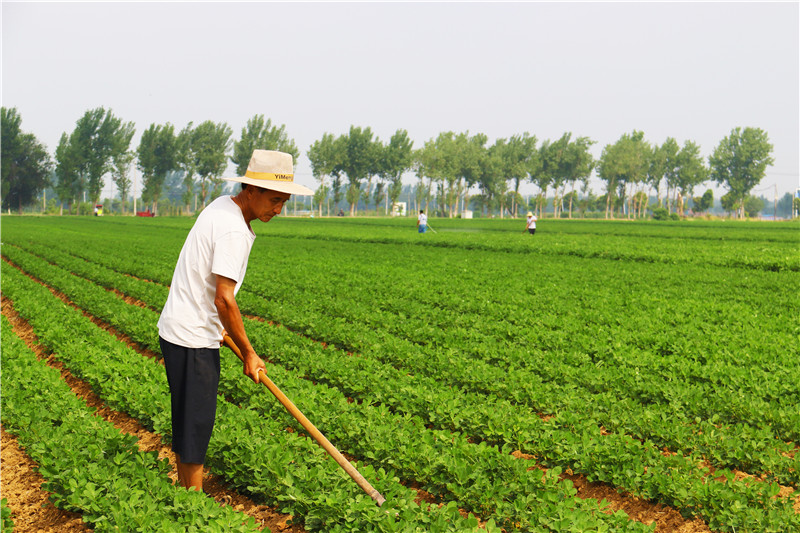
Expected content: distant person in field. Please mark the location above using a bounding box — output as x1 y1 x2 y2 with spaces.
157 150 312 492
417 209 428 233
524 211 537 235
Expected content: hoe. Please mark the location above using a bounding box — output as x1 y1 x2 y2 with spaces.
223 335 386 507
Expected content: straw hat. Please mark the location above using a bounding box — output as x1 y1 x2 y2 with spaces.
225 150 313 195
527 212 533 217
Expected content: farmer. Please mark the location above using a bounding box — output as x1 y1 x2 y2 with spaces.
417 209 428 233
157 150 312 491
524 211 537 235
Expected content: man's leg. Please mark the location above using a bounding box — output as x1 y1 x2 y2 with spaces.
176 453 204 491
160 338 220 493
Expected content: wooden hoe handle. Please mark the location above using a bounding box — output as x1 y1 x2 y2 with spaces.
223 335 386 507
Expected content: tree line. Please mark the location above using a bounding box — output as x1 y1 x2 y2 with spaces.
1 106 778 219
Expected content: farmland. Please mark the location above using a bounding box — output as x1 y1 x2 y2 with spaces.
1 215 799 532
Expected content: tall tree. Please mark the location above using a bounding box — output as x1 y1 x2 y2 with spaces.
529 139 553 218
493 132 538 218
137 123 178 214
648 138 678 209
709 127 774 218
231 114 299 175
674 140 708 215
111 150 134 213
563 136 595 218
419 132 456 216
658 138 682 213
308 132 340 216
542 133 573 218
335 126 378 216
360 135 384 213
453 132 489 216
109 121 136 213
190 120 233 207
413 138 440 214
481 140 508 217
380 129 414 215
597 131 650 219
70 107 135 204
176 123 197 212
1 107 53 213
54 132 82 213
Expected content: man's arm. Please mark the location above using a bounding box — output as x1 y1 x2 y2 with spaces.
214 274 266 383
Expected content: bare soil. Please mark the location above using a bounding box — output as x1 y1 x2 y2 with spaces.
1 428 91 533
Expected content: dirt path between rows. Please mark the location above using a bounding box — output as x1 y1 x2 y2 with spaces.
1 429 91 533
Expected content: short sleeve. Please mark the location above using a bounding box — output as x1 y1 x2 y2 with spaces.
211 231 250 282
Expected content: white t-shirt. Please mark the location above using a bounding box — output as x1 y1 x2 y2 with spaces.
526 216 537 229
158 196 255 348
418 213 428 225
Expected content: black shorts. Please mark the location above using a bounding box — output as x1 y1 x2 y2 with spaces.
159 337 220 464
528 228 536 235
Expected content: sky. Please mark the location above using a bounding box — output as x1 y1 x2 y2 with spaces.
2 1 799 201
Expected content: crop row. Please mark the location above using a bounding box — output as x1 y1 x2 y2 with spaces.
1 258 656 532
238 241 800 440
1 243 656 528
6 230 799 483
4 244 798 531
4 216 799 273
235 217 800 272
8 217 796 401
1 262 494 533
13 233 799 495
1 315 260 532
6 221 795 422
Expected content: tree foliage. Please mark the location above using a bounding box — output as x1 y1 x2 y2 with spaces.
674 140 708 214
334 126 379 215
692 189 714 214
380 129 414 215
231 115 299 176
562 136 595 218
71 108 135 204
137 123 178 213
308 132 340 216
1 107 53 212
709 127 774 218
110 122 136 212
4 105 784 219
191 121 233 207
54 132 82 210
492 132 538 217
597 131 650 218
175 123 197 210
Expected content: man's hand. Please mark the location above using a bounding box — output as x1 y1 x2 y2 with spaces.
216 275 266 384
243 353 267 384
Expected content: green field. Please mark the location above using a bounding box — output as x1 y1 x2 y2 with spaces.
1 215 798 532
